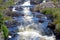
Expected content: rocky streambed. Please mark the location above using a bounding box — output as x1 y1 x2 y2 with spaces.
4 0 57 40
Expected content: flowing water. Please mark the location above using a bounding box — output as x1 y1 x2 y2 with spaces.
43 0 46 3
9 0 56 40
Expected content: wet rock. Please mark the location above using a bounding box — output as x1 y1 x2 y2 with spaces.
46 14 54 21
5 11 24 17
32 12 42 17
47 14 60 39
8 6 13 11
56 33 60 39
54 23 60 39
15 6 23 11
15 0 25 5
47 22 56 36
5 20 21 28
32 12 44 23
30 0 43 4
36 14 42 18
47 22 55 30
38 19 44 23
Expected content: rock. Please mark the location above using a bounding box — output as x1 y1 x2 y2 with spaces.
38 19 44 23
46 14 54 21
47 20 60 39
40 1 55 9
47 22 55 30
54 23 60 39
15 0 25 5
56 33 60 39
15 6 23 11
5 11 24 17
31 5 40 12
32 12 44 23
54 3 60 8
5 20 21 28
36 14 42 18
31 1 55 12
30 0 43 4
8 6 13 11
0 32 4 40
47 22 56 36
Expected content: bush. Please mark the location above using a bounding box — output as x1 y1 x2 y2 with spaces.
52 11 60 24
2 25 9 40
41 8 52 15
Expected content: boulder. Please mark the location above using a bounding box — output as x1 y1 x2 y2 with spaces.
47 22 55 30
40 1 55 9
30 0 43 4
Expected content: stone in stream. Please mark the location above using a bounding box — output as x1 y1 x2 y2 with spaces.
5 20 21 28
38 20 44 23
15 7 23 11
5 10 24 17
47 22 55 31
15 0 25 5
30 0 43 4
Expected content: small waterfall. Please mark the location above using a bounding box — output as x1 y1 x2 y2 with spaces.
23 5 33 23
43 0 46 3
21 0 30 6
11 0 56 40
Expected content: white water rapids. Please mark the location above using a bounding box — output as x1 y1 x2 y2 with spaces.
11 0 56 40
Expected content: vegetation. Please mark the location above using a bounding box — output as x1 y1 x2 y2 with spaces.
1 25 9 40
41 8 60 34
0 0 14 40
0 11 9 40
52 0 57 3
